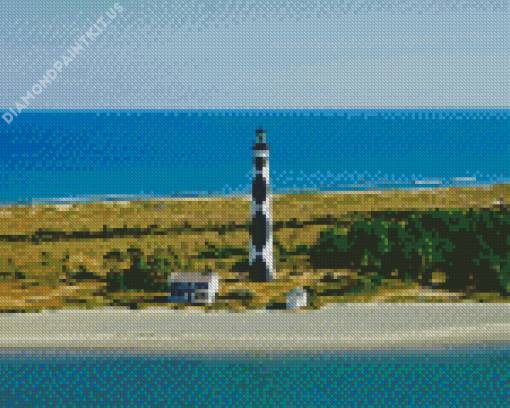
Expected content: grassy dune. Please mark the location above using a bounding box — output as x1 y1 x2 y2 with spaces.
1 185 510 313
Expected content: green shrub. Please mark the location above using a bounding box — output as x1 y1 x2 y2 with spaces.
293 245 311 255
309 208 510 295
309 217 410 280
396 212 456 286
422 209 510 295
106 246 182 292
0 258 20 281
198 244 248 259
308 227 353 269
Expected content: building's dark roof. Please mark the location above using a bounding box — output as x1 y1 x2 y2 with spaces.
169 272 218 282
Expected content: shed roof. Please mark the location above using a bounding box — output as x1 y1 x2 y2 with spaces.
287 287 307 295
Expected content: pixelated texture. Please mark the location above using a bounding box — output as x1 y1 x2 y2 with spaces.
0 111 509 203
0 1 508 109
0 1 509 407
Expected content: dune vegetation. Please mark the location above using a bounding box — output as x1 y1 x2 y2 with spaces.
1 185 510 313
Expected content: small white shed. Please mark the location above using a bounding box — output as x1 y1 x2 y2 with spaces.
286 287 308 310
168 272 220 304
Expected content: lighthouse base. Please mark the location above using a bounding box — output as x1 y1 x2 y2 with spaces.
249 259 275 282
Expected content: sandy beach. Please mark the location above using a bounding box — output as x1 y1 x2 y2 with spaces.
1 303 509 353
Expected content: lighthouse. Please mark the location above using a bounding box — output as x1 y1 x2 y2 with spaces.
249 126 275 282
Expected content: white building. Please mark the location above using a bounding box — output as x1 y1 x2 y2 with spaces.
286 287 308 310
168 272 220 304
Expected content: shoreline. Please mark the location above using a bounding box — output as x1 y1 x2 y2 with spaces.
0 185 503 208
1 304 509 353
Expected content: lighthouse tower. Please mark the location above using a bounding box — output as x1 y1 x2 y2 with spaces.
249 126 275 282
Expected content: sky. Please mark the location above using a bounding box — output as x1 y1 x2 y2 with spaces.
0 0 508 110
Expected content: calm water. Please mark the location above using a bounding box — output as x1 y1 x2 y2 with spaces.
0 109 508 206
0 346 509 407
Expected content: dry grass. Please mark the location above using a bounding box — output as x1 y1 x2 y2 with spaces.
0 186 509 312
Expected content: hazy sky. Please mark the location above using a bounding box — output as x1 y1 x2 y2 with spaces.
0 0 508 109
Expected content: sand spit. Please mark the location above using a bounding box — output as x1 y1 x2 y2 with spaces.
0 303 509 352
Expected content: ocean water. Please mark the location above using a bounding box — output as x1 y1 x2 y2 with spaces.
0 109 509 206
0 346 509 407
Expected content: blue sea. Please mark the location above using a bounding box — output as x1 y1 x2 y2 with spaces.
0 346 509 407
0 109 509 206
